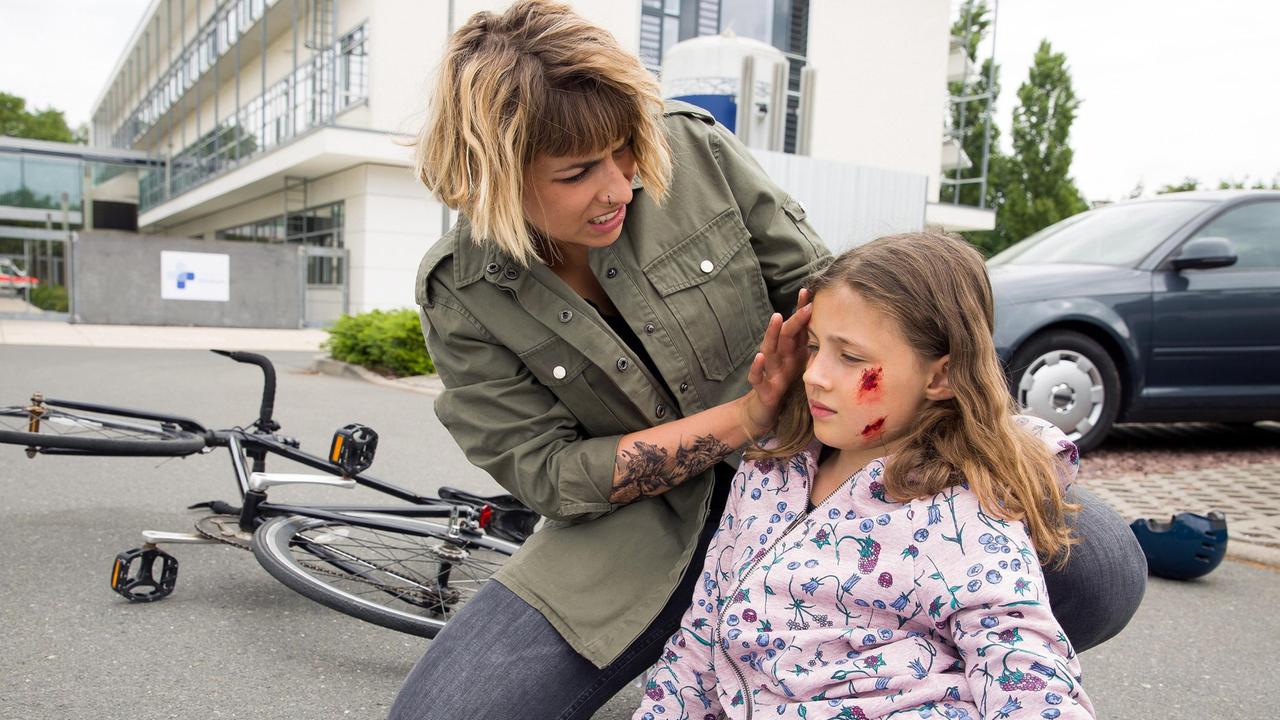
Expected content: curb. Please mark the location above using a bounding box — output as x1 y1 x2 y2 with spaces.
1227 541 1280 569
311 356 445 398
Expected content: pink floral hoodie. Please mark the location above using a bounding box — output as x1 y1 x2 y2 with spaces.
634 416 1094 720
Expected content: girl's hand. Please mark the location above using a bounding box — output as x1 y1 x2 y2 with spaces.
743 288 813 435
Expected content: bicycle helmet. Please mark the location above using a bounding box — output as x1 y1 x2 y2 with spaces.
1130 511 1228 580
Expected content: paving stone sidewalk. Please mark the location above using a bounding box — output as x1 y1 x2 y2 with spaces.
1084 461 1280 566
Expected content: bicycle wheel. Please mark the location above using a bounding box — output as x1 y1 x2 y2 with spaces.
252 514 519 638
0 404 206 456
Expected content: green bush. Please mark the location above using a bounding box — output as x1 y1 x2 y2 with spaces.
323 308 434 377
30 283 68 312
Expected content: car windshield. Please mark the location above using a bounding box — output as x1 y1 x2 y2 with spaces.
988 200 1214 267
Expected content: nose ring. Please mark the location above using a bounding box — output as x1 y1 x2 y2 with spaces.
607 194 613 206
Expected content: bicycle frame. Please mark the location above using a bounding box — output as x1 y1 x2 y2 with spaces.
30 396 489 539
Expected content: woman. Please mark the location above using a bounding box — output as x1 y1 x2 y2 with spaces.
391 2 1145 718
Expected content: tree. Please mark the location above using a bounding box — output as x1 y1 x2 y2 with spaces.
979 40 1088 254
1157 177 1200 194
0 91 81 143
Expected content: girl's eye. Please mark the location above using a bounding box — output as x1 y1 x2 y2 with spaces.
558 169 589 184
841 354 863 364
805 343 818 355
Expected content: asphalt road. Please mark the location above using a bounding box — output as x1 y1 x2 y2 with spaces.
1 345 1276 719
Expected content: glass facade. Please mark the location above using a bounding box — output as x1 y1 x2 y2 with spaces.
138 23 369 212
216 201 344 285
0 154 82 210
107 0 275 150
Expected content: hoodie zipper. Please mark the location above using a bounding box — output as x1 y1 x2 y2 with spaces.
713 510 809 720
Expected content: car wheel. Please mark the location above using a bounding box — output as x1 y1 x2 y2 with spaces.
1007 330 1122 453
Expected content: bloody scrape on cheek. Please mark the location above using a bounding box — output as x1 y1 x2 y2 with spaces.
861 416 886 438
856 366 883 403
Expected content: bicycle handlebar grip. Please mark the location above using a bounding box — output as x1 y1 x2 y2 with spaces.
211 349 278 430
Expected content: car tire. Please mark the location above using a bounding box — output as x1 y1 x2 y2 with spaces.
1007 330 1122 453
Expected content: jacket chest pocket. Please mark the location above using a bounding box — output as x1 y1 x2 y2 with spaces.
518 335 630 436
644 208 771 381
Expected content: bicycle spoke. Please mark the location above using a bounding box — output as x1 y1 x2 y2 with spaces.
283 522 507 619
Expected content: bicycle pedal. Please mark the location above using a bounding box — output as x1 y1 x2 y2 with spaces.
110 546 178 603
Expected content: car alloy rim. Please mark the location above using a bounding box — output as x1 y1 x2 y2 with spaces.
1016 349 1105 441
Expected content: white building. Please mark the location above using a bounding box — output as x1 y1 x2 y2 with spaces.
89 0 994 325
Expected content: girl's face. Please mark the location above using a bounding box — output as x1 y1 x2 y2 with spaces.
521 138 637 253
804 285 952 455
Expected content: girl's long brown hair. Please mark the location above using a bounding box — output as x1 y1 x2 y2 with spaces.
415 0 673 266
751 232 1078 563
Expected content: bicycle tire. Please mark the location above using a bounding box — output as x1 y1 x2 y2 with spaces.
0 405 206 456
252 514 519 638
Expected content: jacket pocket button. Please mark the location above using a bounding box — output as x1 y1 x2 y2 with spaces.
504 267 520 280
553 365 567 380
559 310 573 323
616 358 630 371
643 322 656 334
699 260 714 273
486 263 500 274
655 404 667 418
606 267 618 279
679 382 689 392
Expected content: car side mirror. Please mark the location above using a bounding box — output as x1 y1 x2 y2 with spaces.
1169 236 1238 271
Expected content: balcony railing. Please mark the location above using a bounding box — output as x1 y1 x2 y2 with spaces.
110 0 275 150
140 24 368 213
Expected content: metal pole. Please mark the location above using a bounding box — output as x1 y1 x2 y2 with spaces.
950 0 975 205
214 2 220 164
261 4 268 148
235 17 242 162
195 0 202 141
167 0 174 193
977 0 1000 210
329 0 338 124
292 0 298 135
60 192 74 319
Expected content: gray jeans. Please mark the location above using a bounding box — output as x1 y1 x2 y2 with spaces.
387 486 1145 720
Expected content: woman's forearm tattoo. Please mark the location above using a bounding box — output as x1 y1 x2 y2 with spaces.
610 434 734 504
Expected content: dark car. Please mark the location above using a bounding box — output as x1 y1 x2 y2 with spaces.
989 190 1280 451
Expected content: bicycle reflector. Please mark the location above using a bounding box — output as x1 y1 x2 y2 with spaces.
1130 511 1228 581
329 423 378 476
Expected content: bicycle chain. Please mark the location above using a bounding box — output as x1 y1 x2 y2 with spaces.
294 557 462 610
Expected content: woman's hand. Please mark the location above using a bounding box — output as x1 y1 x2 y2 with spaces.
742 288 813 436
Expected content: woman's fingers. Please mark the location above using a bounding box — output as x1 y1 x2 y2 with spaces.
747 351 766 388
779 302 812 348
758 312 783 359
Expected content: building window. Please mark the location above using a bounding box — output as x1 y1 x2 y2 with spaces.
216 202 344 285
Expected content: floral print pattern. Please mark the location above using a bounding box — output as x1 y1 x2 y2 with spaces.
633 416 1093 720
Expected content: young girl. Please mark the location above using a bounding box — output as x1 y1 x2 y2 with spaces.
634 233 1094 720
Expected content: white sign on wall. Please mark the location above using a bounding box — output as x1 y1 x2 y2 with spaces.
160 251 230 302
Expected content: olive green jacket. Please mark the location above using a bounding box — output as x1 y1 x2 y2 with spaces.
414 101 831 668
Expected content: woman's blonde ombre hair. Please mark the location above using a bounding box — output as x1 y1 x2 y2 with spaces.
749 232 1080 565
415 0 673 265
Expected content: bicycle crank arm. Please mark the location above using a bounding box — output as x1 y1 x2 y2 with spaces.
249 472 357 492
140 530 221 545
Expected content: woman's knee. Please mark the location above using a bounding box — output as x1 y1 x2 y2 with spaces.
1043 485 1147 652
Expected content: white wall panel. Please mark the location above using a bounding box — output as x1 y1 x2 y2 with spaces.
751 149 927 254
